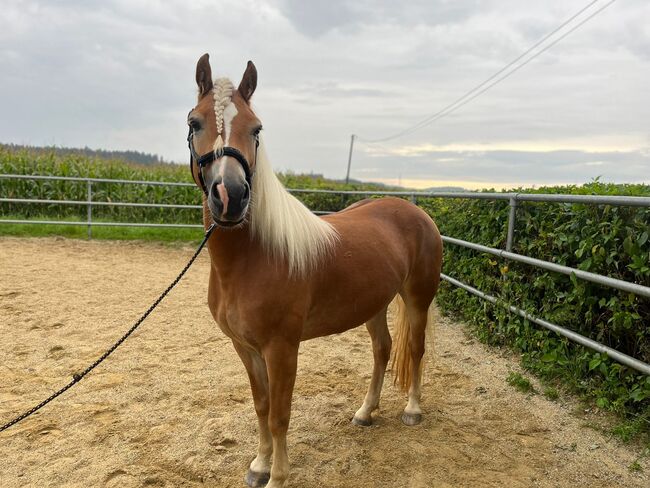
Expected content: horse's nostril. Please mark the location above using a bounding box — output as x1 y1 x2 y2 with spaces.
241 184 250 203
211 180 223 202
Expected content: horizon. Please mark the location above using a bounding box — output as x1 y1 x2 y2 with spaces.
4 140 646 194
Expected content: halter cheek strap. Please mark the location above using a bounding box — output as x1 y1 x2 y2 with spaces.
187 125 259 196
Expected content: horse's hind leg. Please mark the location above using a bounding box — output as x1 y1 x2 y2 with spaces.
352 305 391 427
401 305 427 425
396 293 431 425
232 341 273 488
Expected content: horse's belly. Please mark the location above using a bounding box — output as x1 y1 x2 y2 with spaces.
301 275 399 340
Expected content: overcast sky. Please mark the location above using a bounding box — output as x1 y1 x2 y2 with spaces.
1 0 648 189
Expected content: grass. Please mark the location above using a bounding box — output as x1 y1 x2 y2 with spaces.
506 372 535 394
628 460 642 472
628 446 649 473
574 401 650 448
543 386 560 401
612 415 650 443
0 215 203 244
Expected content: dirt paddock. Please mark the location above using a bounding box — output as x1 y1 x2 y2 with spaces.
0 237 647 487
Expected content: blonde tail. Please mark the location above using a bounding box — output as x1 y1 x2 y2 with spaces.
391 295 413 392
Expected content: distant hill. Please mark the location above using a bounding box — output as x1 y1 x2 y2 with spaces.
420 186 467 192
334 177 467 192
0 143 167 166
330 177 401 190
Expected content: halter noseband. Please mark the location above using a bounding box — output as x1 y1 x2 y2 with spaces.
187 122 258 196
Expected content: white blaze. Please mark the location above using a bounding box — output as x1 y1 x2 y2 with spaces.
223 102 238 146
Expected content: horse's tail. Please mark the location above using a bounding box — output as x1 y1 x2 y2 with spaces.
390 294 433 392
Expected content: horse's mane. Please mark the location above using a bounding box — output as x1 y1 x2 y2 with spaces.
212 78 234 150
250 140 339 277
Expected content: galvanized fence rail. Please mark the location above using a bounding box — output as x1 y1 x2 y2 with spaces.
0 174 203 238
1 173 649 374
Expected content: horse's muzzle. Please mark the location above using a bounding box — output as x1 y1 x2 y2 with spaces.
209 177 250 226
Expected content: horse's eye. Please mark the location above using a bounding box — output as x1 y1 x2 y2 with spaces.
252 125 263 136
189 119 202 131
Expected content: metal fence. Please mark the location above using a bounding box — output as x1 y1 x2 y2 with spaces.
2 173 649 375
0 174 204 238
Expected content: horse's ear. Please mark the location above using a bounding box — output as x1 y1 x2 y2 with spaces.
238 60 257 103
196 53 213 98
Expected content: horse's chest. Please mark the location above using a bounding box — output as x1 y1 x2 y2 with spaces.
208 279 239 340
211 295 260 348
212 301 240 339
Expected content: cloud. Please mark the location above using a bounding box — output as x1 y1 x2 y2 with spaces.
0 0 648 188
276 0 483 37
278 0 361 37
357 146 650 187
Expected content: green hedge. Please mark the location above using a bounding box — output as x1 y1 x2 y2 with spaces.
419 181 650 425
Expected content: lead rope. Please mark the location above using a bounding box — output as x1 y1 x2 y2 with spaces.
0 223 216 434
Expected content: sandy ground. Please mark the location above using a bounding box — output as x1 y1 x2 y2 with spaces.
0 237 647 488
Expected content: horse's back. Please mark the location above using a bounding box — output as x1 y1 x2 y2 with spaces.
324 197 442 260
327 196 434 226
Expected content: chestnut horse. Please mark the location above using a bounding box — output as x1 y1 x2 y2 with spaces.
187 54 443 488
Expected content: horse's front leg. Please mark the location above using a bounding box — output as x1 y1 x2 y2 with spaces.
232 341 273 488
263 338 299 488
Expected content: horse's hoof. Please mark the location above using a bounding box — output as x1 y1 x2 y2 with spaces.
245 469 270 488
351 415 372 427
401 412 422 426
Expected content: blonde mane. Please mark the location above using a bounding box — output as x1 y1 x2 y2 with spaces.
250 140 339 277
212 77 234 150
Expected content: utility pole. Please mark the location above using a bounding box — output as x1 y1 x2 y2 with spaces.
345 134 355 185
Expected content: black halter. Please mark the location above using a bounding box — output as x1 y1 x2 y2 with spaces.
187 124 258 196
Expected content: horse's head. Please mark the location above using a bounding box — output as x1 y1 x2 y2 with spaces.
187 53 262 227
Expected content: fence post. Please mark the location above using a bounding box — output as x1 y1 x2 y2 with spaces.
506 195 518 252
345 134 355 185
86 180 92 239
410 193 417 205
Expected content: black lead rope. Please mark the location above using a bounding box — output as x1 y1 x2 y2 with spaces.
0 223 216 434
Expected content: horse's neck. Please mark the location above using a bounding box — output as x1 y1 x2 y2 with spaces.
201 199 246 273
206 223 254 277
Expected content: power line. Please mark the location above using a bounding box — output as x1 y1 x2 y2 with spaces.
356 0 616 144
391 0 618 139
360 0 603 143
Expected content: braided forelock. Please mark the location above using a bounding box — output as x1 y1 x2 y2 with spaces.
212 77 234 151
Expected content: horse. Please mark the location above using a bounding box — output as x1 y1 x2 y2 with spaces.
186 53 443 488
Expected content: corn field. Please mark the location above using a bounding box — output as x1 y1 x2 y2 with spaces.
0 146 383 224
